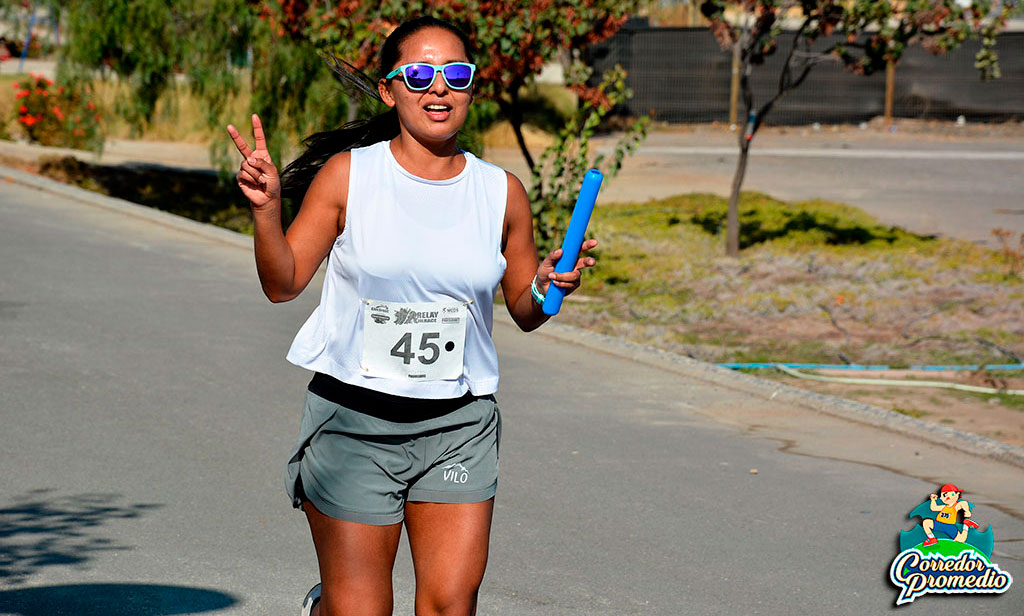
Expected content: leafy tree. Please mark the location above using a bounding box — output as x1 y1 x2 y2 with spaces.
240 0 652 243
61 0 184 130
59 0 346 166
269 0 644 174
700 0 1023 256
57 0 647 164
529 64 648 252
56 1 651 245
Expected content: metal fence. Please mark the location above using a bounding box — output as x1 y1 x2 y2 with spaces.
588 25 1024 124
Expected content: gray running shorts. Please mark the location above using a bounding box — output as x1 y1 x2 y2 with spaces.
285 389 501 526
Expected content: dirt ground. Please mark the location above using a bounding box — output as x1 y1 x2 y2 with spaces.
753 369 1024 448
552 286 1024 450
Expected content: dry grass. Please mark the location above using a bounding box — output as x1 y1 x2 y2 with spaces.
481 120 555 150
88 79 253 143
556 192 1024 368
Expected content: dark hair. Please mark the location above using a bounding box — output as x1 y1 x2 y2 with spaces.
281 16 474 205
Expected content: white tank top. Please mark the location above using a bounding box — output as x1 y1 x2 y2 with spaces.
286 140 508 398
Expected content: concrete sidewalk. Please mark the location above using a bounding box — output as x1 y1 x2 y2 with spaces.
1 164 1021 614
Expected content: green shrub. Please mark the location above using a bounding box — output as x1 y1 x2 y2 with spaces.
687 193 934 249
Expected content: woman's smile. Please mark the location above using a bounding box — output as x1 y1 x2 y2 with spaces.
423 101 453 121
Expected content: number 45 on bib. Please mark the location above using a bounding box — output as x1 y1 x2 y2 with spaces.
361 300 467 381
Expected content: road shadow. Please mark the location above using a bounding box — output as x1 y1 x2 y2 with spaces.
35 156 257 231
0 489 161 585
0 583 238 615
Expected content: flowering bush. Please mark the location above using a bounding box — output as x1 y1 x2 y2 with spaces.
12 74 102 151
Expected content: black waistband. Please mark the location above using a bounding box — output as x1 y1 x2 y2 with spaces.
307 372 479 422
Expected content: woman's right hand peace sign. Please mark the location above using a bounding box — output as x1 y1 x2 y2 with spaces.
227 113 281 209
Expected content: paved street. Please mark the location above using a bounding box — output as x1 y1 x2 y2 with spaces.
1 172 1022 615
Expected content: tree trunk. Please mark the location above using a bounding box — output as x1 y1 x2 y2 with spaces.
726 28 751 258
726 140 750 257
497 93 536 174
724 17 822 257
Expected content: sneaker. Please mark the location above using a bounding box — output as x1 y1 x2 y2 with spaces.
922 537 938 547
301 583 321 616
963 519 979 529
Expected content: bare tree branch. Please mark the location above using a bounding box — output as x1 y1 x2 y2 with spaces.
819 303 851 347
975 337 1023 364
753 17 811 135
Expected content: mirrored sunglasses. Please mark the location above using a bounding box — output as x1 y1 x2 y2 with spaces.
385 62 476 91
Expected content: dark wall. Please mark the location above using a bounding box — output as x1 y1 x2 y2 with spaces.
588 26 1024 124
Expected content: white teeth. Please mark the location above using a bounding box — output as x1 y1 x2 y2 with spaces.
426 105 449 111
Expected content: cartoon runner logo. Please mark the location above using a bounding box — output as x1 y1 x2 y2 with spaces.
889 483 1013 605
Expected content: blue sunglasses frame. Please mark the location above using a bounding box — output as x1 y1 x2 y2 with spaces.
384 62 477 91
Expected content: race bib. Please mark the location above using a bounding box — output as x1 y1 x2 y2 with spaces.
361 299 467 381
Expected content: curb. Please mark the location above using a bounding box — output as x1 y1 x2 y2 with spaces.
504 315 1024 470
9 161 1022 470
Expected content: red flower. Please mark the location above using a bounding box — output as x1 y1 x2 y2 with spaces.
12 82 19 89
73 128 85 136
87 102 95 111
52 106 63 121
15 90 29 99
21 115 36 126
18 105 27 114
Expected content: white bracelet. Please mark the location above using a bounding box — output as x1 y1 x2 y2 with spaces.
530 276 546 305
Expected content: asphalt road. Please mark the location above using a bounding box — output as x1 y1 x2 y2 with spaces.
1 175 1022 615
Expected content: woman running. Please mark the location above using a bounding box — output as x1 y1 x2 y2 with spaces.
227 16 596 616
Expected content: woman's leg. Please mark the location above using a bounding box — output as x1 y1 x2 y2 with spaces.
303 500 404 616
404 500 494 616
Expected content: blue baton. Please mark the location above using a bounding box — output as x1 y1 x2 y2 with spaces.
542 169 604 316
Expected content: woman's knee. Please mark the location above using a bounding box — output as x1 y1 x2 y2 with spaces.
414 587 479 616
319 585 394 616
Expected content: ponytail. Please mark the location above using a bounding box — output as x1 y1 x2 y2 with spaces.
280 55 397 205
280 108 399 204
